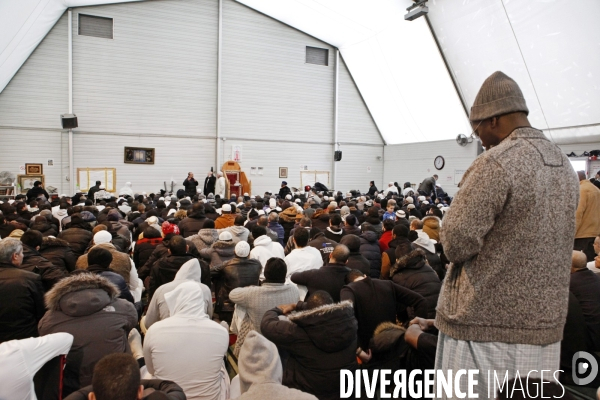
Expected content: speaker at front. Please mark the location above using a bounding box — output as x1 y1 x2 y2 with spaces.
334 150 342 162
61 114 78 129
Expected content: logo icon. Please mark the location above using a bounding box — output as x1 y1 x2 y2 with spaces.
572 351 598 385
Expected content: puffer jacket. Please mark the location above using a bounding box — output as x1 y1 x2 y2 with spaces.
360 231 382 278
261 301 358 400
390 247 441 319
422 216 441 242
199 240 236 269
38 273 137 395
178 211 207 238
188 228 219 252
133 237 163 272
76 243 131 284
39 236 77 273
58 227 93 258
212 257 261 313
21 245 67 291
30 218 58 237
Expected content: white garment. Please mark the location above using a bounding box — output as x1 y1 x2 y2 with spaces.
249 235 286 279
587 260 600 274
128 259 144 303
144 281 229 400
145 259 213 329
215 176 226 198
403 187 415 196
0 333 73 400
382 186 398 196
119 181 134 197
284 246 323 279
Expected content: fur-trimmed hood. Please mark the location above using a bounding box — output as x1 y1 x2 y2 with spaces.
389 247 427 277
288 301 357 353
40 236 71 250
279 207 298 223
196 228 219 245
45 272 119 316
371 322 406 354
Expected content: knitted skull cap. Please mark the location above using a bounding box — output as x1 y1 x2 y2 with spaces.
470 71 529 121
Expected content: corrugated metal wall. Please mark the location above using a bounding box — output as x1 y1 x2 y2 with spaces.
384 139 479 197
221 0 335 143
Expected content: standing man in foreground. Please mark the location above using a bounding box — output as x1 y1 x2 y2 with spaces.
183 172 199 197
435 71 579 399
574 170 600 261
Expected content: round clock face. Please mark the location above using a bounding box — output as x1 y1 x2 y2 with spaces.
434 156 445 170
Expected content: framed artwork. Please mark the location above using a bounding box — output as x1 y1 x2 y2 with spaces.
25 163 43 175
279 167 288 179
77 168 117 192
18 174 45 194
124 147 155 164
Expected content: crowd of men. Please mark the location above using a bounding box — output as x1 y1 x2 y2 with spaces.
1 71 600 400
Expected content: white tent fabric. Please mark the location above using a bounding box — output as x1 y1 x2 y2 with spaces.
426 0 600 144
1 0 599 144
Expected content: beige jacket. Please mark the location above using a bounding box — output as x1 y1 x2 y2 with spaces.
437 127 579 345
575 179 600 238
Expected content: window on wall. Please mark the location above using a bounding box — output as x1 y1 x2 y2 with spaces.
78 14 113 39
306 46 329 66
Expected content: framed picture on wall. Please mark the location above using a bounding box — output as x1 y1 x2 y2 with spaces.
18 175 45 194
25 163 43 175
124 147 155 164
279 167 288 179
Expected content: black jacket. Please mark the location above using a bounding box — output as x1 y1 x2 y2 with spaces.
0 262 45 343
30 219 58 237
139 238 201 282
212 257 261 313
570 269 600 351
308 233 337 265
133 237 163 274
149 254 196 299
26 186 49 202
58 227 93 258
21 245 66 291
0 223 16 239
87 264 135 304
278 185 292 199
261 301 358 400
324 226 345 242
178 212 207 238
390 248 441 320
346 252 371 276
39 236 77 273
341 277 427 351
204 175 216 196
343 224 361 237
183 177 199 196
359 231 382 278
367 185 378 197
291 263 350 302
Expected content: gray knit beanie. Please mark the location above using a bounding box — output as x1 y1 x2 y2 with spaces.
469 71 529 121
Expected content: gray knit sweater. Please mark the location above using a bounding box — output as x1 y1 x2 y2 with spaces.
229 283 300 333
436 127 579 345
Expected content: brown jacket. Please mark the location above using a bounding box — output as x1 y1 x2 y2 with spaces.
575 179 600 239
76 243 131 283
437 128 579 345
214 213 236 229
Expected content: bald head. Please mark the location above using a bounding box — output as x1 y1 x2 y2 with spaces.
577 171 586 181
572 251 588 272
330 244 350 264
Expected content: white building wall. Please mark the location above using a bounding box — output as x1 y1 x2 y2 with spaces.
384 139 479 197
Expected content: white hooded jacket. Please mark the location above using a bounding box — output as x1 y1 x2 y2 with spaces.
215 174 226 198
119 182 134 197
143 281 229 400
144 259 213 329
249 235 285 279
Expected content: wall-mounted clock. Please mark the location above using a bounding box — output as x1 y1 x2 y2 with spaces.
434 156 445 170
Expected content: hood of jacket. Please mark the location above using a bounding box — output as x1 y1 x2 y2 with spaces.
390 247 428 276
40 236 71 250
360 230 378 243
164 280 207 319
31 219 53 232
55 208 68 217
228 225 249 237
45 272 119 317
326 226 344 236
371 322 406 354
312 209 326 219
279 207 298 223
212 240 237 255
239 331 283 394
174 258 202 283
288 301 356 353
253 234 273 247
197 228 219 245
422 216 441 241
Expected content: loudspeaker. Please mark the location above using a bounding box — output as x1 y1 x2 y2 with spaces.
334 150 342 161
61 114 78 129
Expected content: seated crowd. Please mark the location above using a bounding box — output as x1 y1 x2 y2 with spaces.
0 175 598 400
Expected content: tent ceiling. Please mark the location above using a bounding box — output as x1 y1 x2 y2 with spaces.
1 0 598 145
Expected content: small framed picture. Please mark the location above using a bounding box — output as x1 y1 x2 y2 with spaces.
279 167 288 179
124 147 155 164
25 163 43 175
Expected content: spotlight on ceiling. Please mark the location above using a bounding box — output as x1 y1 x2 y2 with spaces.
404 0 428 21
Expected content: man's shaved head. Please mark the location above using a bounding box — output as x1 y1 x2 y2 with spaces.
572 251 588 272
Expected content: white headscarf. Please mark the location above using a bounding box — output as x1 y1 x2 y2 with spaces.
164 281 207 320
